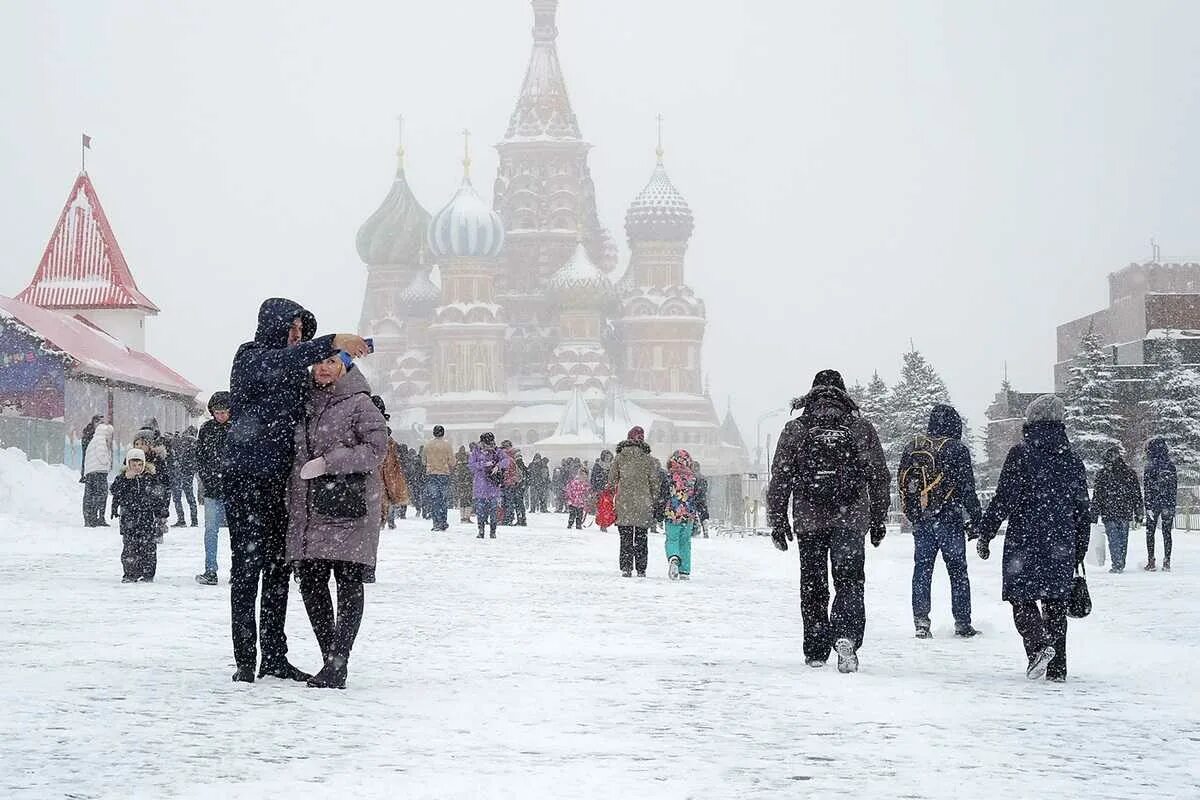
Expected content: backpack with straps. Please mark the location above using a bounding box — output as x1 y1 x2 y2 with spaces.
898 435 954 522
795 390 863 508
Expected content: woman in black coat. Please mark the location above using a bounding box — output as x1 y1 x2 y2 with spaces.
1091 446 1143 573
977 395 1091 683
1143 438 1178 571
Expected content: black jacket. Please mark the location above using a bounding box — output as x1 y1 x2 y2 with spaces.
111 468 171 538
924 404 983 530
225 298 337 480
1143 439 1178 513
1091 451 1144 523
173 432 198 478
196 418 230 500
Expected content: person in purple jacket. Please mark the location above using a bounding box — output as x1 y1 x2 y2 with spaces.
468 433 512 540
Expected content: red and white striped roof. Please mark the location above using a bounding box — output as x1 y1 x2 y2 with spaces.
16 174 159 313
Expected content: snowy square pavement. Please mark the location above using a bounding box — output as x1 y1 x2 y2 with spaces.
0 481 1197 798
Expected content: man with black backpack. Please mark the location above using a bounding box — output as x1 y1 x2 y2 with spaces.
767 370 890 674
897 404 983 639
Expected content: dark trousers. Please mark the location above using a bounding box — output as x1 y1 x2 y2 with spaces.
618 526 648 574
172 476 198 524
475 498 499 535
503 487 527 525
567 506 584 529
1147 510 1174 562
296 559 365 669
799 529 866 661
1011 599 1068 679
531 487 548 514
225 472 293 672
426 474 450 530
121 534 157 581
83 472 109 526
912 515 972 625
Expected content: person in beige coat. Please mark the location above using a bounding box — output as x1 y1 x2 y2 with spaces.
286 354 388 688
422 425 454 531
608 426 662 578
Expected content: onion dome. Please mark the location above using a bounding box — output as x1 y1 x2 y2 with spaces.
548 240 614 308
428 133 505 259
356 135 431 266
625 137 694 242
396 268 440 314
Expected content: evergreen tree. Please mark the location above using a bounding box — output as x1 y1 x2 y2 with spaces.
1063 322 1122 476
1143 333 1200 481
858 371 889 429
887 349 952 463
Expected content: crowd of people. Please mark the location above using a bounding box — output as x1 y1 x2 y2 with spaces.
73 300 1186 690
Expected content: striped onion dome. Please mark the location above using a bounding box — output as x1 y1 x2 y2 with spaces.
548 240 614 307
427 174 505 259
624 157 694 243
396 268 440 314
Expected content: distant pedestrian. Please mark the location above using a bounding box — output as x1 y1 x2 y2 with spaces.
1143 438 1178 572
452 446 474 524
664 449 698 580
110 448 170 583
564 468 589 530
1090 446 1143 574
171 426 199 528
194 392 232 586
609 427 660 578
977 394 1091 683
82 416 114 527
693 461 710 538
422 425 453 532
469 434 512 539
79 413 103 482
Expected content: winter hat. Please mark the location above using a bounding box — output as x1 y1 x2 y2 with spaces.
208 391 231 414
433 425 445 438
668 449 693 472
627 426 645 443
133 427 158 445
811 369 847 392
125 448 146 464
1025 394 1065 424
480 432 495 446
370 395 390 421
500 439 513 449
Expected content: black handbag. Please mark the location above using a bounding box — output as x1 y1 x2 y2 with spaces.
1067 562 1092 619
305 405 368 520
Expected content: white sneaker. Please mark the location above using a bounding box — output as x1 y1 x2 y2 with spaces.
668 556 680 581
1027 646 1055 680
834 638 859 674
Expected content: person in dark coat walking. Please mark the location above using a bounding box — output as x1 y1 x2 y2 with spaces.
1091 446 1143 574
693 461 710 537
529 454 551 514
900 404 983 638
171 426 200 528
1143 438 1178 571
552 460 569 513
452 446 474 524
224 297 368 684
195 392 232 585
977 394 1091 682
767 370 890 674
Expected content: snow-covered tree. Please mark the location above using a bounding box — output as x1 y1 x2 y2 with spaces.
887 349 952 462
1143 333 1200 481
1063 322 1122 476
857 371 889 430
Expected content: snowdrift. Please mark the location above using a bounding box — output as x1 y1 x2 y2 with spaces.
0 446 82 523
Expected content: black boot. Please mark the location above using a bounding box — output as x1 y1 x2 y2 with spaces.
232 666 255 683
306 659 348 689
258 660 313 682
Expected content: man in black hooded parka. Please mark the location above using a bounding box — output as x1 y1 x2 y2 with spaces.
224 298 368 683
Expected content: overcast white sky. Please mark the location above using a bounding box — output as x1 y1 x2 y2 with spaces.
2 0 1198 448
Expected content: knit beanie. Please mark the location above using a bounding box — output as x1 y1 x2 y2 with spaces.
811 369 847 392
627 426 645 443
125 448 146 464
1025 394 1065 424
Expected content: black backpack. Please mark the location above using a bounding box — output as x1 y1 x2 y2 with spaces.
795 390 863 508
898 435 953 522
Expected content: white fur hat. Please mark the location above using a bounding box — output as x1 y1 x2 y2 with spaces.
125 448 146 464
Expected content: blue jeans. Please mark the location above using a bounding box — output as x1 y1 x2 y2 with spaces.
426 474 450 530
203 497 226 574
1104 519 1130 571
475 497 499 535
912 514 972 626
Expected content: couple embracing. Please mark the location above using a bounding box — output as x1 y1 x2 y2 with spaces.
224 297 386 689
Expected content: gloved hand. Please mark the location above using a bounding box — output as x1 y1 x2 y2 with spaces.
771 526 793 552
869 524 886 548
301 457 328 480
977 537 991 560
111 508 119 519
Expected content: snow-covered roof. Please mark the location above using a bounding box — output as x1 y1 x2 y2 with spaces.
0 295 197 397
1146 329 1200 339
16 173 158 313
494 404 565 426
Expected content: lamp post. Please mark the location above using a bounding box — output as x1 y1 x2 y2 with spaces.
755 407 788 472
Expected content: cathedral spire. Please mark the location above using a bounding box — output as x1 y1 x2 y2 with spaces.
505 0 581 141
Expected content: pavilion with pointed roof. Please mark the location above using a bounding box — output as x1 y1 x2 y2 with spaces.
1 170 199 466
353 0 747 473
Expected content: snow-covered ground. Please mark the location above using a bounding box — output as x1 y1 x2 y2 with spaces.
0 451 1198 799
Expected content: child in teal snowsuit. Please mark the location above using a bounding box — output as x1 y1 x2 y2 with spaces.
664 449 698 580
